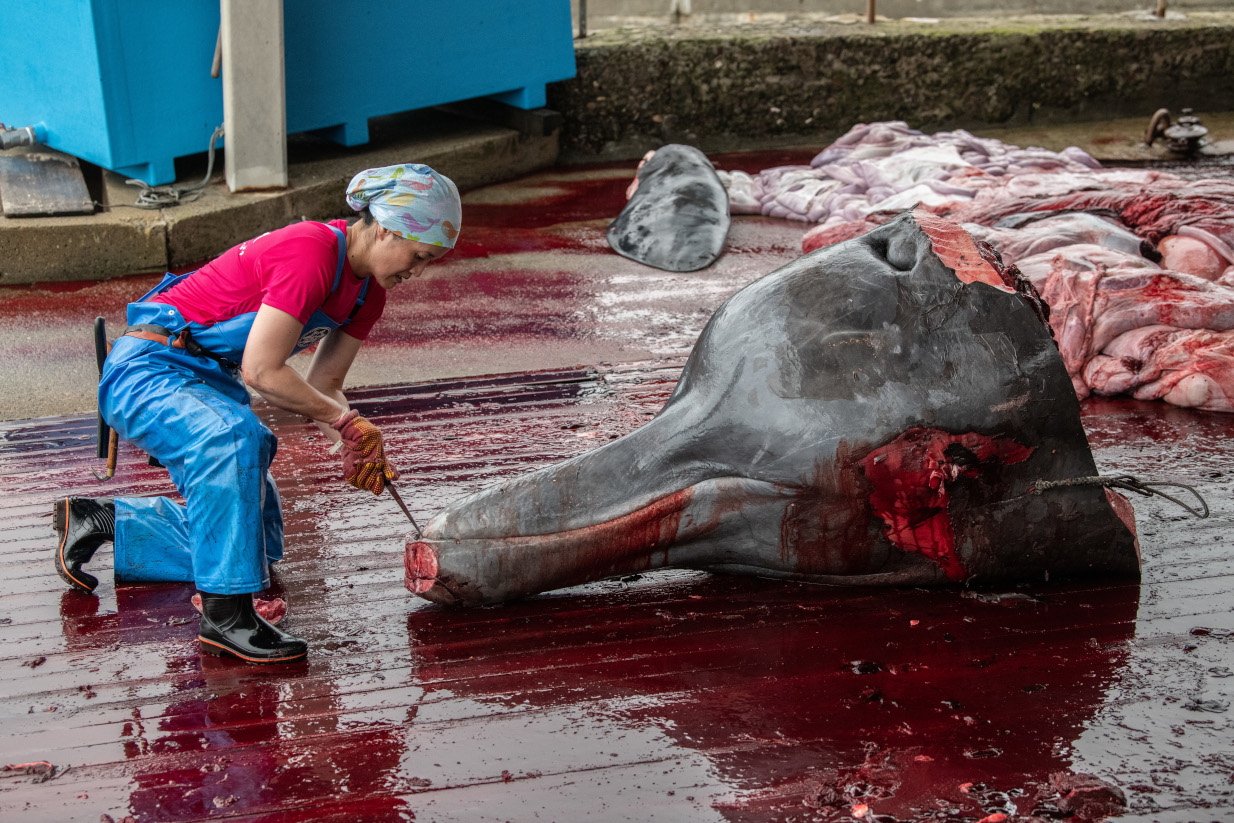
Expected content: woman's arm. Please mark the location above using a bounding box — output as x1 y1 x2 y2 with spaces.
304 326 365 443
241 305 350 433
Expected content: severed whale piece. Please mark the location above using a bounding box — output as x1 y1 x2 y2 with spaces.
407 207 1141 606
606 144 731 272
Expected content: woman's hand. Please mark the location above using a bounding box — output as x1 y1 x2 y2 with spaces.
331 409 400 494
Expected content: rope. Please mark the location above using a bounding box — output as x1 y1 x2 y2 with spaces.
1032 474 1209 519
125 125 224 209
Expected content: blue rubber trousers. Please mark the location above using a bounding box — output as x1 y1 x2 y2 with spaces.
100 334 283 594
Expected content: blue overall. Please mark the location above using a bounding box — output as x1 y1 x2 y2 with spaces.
100 224 368 594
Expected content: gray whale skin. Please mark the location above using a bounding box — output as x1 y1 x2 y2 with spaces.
606 144 730 272
405 208 1141 606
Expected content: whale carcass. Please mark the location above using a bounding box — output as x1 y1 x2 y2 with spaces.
607 144 731 272
406 208 1140 606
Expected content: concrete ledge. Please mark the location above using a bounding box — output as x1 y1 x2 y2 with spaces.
549 11 1234 160
0 113 557 284
0 212 166 283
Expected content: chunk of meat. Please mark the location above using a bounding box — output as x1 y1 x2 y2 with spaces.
1014 243 1159 289
964 212 1149 265
1084 326 1234 412
715 169 765 214
1050 772 1128 820
942 174 1234 252
1042 266 1234 397
1160 235 1227 281
190 594 286 625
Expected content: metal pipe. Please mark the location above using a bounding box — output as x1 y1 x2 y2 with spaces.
1145 107 1171 146
578 0 586 39
867 0 876 25
0 124 44 150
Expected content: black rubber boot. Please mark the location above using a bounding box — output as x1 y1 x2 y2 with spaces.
52 497 115 594
197 591 308 664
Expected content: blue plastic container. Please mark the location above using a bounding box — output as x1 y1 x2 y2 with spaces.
1 1 576 185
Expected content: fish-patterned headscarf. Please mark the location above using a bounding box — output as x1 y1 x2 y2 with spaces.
345 164 461 248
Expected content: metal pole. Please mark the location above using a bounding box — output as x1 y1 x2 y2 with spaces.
1156 0 1167 18
578 0 587 38
867 0 876 25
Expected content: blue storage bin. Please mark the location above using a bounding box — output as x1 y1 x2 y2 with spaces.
1 1 576 185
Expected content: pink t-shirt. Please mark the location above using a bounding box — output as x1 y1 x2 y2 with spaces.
153 219 387 340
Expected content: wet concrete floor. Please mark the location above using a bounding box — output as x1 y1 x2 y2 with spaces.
0 151 809 422
1 152 1232 821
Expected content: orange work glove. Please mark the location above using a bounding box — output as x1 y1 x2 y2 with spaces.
331 409 400 495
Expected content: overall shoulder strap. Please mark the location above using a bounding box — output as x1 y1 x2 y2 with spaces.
325 223 347 292
347 278 371 322
325 222 370 324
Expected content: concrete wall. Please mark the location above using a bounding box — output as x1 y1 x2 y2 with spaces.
549 12 1234 160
